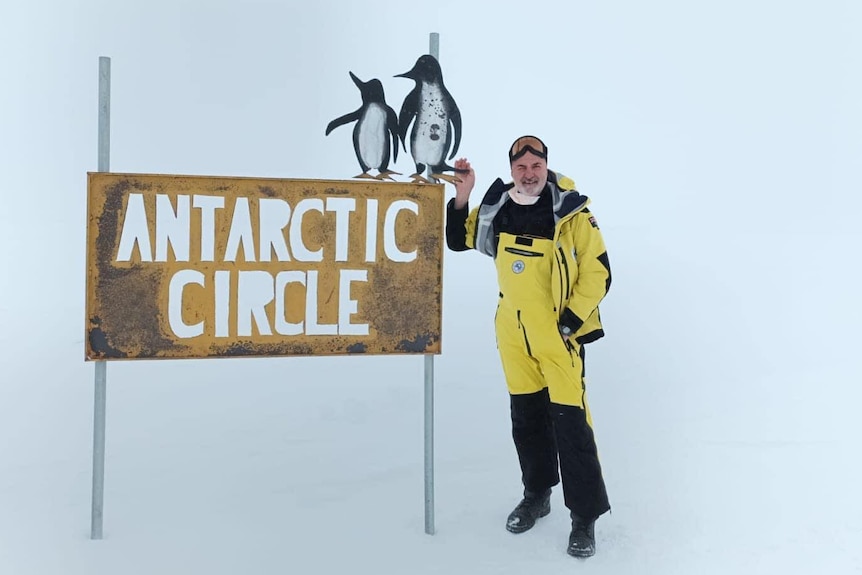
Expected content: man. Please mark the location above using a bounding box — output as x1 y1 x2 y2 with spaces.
445 136 612 558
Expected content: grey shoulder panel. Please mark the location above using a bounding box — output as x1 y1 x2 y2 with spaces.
474 178 511 257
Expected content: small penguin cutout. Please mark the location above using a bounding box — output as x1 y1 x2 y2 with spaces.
395 55 466 184
325 72 401 181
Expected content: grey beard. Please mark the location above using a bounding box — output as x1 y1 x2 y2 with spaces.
514 178 544 197
507 186 541 205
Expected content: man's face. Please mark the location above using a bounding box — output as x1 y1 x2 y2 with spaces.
510 150 548 197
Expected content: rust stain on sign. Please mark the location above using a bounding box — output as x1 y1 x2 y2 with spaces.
85 173 444 360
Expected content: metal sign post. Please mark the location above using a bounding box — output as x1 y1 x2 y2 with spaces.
91 56 110 540
424 31 440 536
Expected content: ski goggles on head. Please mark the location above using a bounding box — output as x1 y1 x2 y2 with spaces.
508 135 548 162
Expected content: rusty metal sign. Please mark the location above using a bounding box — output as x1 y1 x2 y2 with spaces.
85 173 444 360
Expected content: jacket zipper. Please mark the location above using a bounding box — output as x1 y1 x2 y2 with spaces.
553 248 565 313
558 246 571 300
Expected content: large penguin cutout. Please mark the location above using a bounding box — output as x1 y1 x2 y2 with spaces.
395 55 463 184
325 72 401 180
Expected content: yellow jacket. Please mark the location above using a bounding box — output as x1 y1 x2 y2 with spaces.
450 171 611 344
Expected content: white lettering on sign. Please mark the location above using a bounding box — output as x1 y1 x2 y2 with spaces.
116 194 416 265
237 270 274 336
325 197 356 262
225 197 256 262
214 270 230 337
365 198 378 262
384 200 418 263
155 195 190 262
259 199 291 262
115 193 416 339
116 194 153 262
193 195 225 262
164 268 370 338
338 269 368 335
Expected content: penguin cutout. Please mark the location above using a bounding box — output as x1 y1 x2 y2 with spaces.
325 72 401 180
395 54 465 184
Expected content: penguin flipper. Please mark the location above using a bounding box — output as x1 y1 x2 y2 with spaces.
447 99 462 159
325 110 362 135
397 89 420 149
386 106 400 163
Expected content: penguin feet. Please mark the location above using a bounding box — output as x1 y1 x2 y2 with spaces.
430 172 463 185
353 172 377 180
374 170 401 181
408 173 433 184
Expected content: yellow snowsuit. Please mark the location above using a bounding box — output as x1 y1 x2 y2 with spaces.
462 172 609 405
446 171 611 520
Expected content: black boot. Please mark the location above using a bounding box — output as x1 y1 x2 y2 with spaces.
506 488 551 534
567 513 596 558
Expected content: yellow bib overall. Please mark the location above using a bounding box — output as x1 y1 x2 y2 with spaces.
494 233 594 426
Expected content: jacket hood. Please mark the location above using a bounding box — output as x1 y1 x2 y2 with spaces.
481 170 589 222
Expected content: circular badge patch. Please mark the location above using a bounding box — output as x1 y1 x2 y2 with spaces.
512 260 525 274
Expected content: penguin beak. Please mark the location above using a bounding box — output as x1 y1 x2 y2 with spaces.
394 67 415 79
349 71 365 88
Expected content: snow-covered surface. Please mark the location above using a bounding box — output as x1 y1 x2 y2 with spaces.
2 1 861 573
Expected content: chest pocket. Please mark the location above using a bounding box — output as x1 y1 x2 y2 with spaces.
495 233 555 311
